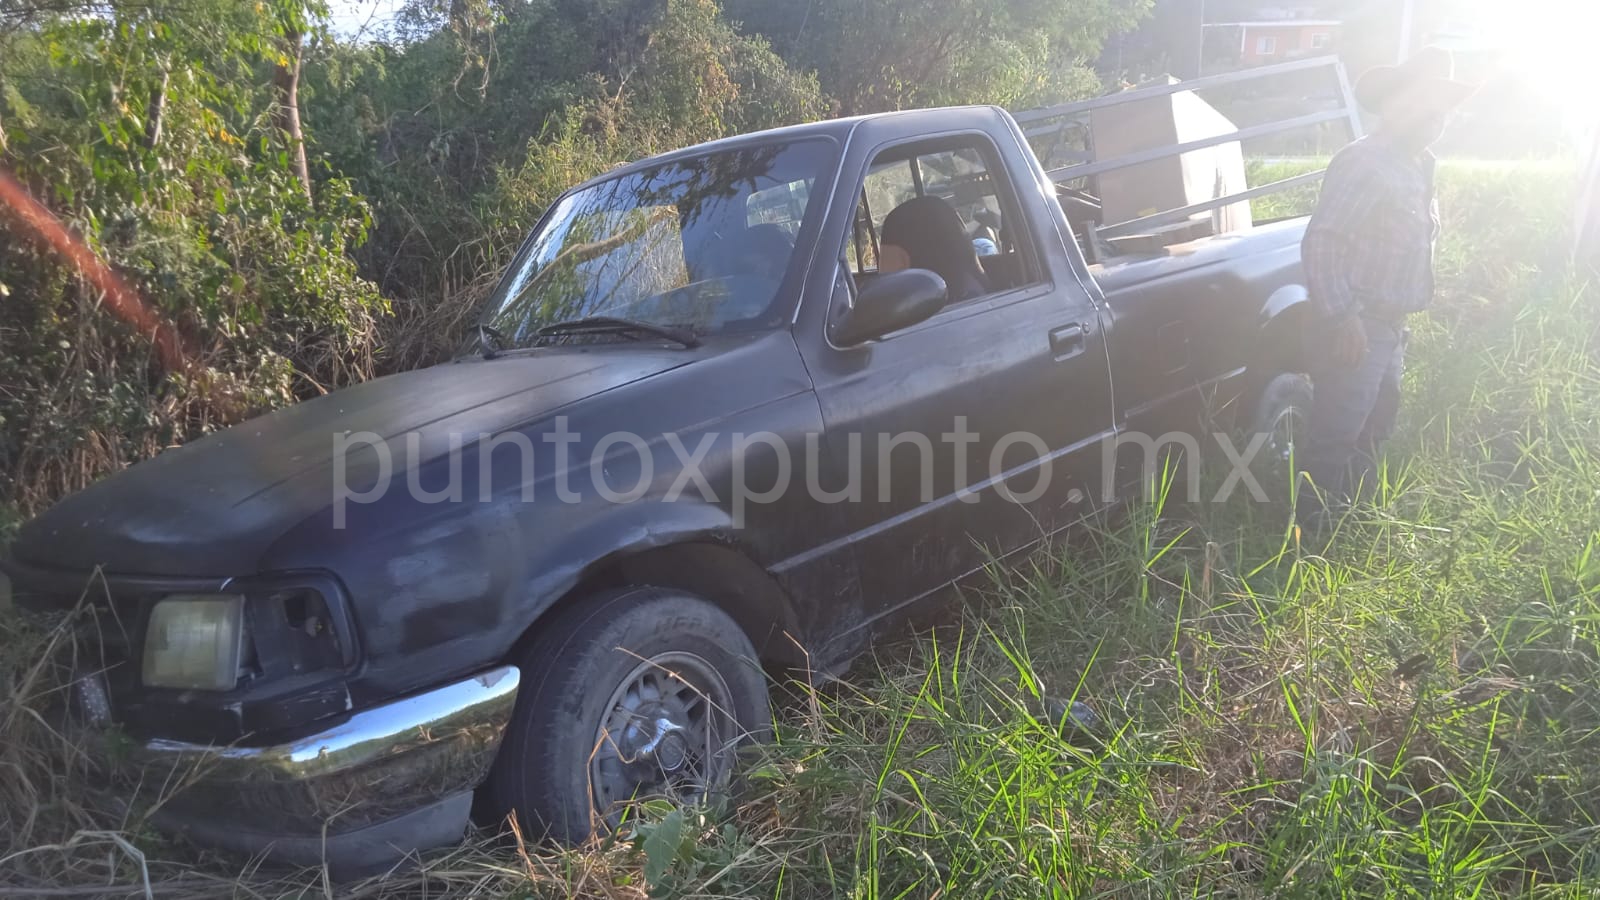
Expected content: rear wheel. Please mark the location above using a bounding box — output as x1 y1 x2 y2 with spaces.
482 587 771 842
1247 373 1313 501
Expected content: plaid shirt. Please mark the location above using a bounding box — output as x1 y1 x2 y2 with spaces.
1302 135 1439 321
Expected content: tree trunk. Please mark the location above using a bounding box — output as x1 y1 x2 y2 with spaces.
143 66 169 150
271 26 312 200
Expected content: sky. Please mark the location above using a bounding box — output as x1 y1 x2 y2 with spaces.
328 0 405 39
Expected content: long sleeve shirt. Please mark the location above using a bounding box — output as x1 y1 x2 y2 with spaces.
1302 135 1440 322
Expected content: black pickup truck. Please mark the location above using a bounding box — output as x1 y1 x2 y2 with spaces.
2 103 1320 872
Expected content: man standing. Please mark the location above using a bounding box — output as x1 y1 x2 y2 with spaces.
1300 48 1474 507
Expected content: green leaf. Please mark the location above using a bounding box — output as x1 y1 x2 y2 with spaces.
640 807 684 887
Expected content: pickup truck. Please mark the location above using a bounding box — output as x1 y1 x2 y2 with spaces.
3 100 1326 874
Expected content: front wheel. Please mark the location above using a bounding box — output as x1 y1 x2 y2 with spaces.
481 587 771 842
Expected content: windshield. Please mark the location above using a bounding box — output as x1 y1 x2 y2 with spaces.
481 139 832 346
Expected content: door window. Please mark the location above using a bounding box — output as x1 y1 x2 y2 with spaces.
845 136 1042 307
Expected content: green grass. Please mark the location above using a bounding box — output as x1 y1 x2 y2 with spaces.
1249 158 1328 221
2 161 1597 897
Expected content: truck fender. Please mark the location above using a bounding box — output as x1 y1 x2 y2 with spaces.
508 499 804 666
1258 282 1310 326
1232 282 1314 421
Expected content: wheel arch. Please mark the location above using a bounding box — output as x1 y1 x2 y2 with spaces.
1246 282 1314 404
505 513 806 671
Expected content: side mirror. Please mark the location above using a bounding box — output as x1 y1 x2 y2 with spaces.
832 269 948 347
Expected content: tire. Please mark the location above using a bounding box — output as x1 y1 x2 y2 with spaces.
481 586 771 843
1247 372 1313 501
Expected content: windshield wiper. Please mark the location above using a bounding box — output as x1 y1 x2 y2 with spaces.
537 316 701 348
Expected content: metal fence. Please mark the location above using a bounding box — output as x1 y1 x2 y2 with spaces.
1013 56 1363 246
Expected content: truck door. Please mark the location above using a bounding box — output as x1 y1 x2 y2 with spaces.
793 113 1116 628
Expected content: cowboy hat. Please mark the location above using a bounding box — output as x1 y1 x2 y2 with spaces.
1355 46 1477 116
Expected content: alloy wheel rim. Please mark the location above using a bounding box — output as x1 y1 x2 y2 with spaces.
589 650 736 824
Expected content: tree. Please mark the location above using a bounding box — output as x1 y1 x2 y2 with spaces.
724 0 1152 113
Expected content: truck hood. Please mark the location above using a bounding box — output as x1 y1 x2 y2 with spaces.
10 349 694 577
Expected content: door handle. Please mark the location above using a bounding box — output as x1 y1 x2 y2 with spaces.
1049 323 1088 360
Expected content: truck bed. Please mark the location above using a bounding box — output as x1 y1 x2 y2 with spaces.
1089 216 1308 297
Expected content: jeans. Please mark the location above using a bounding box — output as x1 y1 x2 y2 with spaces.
1301 314 1407 500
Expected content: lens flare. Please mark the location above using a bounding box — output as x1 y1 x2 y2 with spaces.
0 168 193 373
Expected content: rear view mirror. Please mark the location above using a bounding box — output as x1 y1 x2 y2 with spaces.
832 270 948 346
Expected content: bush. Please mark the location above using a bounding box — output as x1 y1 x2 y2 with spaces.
0 6 384 518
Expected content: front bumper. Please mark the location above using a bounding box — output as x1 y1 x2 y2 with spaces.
121 665 520 875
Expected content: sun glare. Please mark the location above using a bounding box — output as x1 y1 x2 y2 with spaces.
1459 0 1600 135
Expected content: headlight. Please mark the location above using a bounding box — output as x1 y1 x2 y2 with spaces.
142 594 246 691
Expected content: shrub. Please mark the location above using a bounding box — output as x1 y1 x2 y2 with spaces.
0 6 384 517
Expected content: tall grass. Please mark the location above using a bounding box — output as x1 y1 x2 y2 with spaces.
1 162 1595 898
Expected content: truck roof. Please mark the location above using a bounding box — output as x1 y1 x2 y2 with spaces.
571 106 1014 192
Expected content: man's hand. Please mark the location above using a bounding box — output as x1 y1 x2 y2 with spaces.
1330 314 1368 368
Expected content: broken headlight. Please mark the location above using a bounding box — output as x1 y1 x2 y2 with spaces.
141 594 246 691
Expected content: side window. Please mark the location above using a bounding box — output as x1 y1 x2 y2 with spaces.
844 136 1041 307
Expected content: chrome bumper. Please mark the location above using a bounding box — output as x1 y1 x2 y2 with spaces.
124 666 519 866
